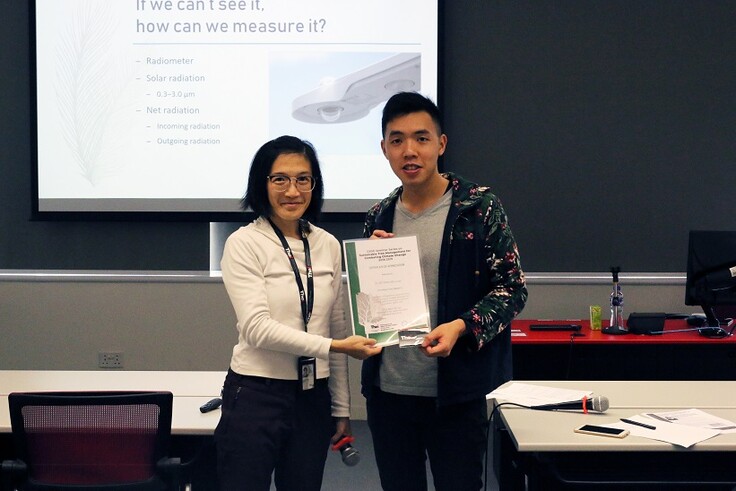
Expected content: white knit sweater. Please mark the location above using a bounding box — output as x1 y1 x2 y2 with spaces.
220 216 349 417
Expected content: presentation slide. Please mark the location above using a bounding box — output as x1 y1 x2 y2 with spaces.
33 0 439 215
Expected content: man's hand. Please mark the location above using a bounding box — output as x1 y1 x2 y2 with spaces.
369 229 394 239
420 319 466 357
331 335 383 360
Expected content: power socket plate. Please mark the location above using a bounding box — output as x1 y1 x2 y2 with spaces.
98 352 123 368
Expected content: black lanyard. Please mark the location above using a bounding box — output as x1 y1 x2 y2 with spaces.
267 218 313 330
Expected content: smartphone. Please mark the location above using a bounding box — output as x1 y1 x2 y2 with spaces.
574 424 629 438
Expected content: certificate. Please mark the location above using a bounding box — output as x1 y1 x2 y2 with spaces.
343 236 431 347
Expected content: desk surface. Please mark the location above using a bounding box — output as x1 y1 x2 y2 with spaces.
0 370 225 397
512 319 736 344
0 370 226 435
493 380 736 452
492 380 736 410
500 406 736 452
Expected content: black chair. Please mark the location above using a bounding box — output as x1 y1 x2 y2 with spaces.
1 391 182 490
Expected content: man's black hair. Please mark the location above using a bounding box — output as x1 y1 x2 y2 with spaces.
241 135 324 223
381 92 443 137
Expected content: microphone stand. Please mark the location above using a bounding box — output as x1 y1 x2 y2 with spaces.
603 266 628 335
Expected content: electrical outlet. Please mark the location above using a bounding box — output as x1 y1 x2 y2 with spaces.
98 352 123 369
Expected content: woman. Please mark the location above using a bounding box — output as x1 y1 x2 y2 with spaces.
215 135 381 490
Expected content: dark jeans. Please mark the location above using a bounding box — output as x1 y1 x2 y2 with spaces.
214 370 333 491
367 388 488 491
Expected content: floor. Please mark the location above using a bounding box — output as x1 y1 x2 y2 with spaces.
272 420 500 490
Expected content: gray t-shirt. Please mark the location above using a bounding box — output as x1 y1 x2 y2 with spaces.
378 189 452 397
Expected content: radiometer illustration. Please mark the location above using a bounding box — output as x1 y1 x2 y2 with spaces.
292 53 421 124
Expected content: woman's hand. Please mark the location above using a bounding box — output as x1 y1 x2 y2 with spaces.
330 335 383 359
331 417 351 444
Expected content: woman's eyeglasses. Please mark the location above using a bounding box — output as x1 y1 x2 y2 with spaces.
266 175 316 192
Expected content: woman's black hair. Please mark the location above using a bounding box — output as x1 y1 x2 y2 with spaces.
241 135 324 223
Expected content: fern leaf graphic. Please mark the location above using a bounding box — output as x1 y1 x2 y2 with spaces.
55 2 120 185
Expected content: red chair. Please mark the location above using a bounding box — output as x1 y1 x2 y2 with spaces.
1 391 181 490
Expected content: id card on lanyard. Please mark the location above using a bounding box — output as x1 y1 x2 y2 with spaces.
268 218 316 391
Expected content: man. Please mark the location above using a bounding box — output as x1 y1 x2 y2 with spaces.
362 92 527 491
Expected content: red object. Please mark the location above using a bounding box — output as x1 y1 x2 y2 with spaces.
331 435 355 452
512 319 736 345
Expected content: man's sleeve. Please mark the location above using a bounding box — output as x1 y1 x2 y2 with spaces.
459 198 528 350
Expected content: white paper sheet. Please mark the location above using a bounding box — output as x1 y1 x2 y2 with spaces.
487 382 593 406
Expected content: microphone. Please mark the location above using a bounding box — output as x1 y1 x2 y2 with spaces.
331 435 360 466
530 395 609 413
